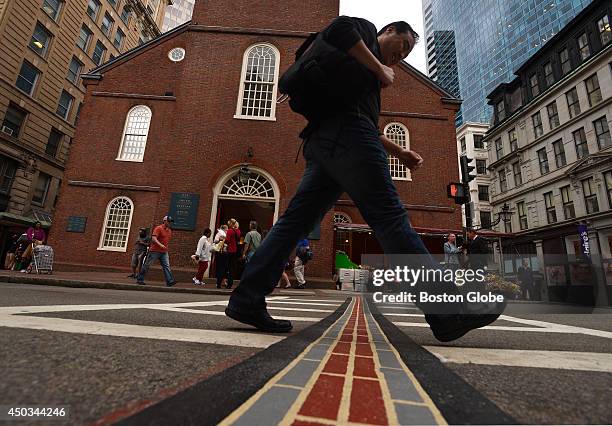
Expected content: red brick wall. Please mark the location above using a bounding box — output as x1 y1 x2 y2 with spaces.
191 0 339 33
50 24 460 279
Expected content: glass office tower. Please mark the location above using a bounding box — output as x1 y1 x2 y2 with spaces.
162 0 196 32
423 0 594 125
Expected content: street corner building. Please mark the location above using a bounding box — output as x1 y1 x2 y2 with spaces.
49 0 463 280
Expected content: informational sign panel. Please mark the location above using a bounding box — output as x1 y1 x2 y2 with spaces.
168 193 199 231
66 216 87 233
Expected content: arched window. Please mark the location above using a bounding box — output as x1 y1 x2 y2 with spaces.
385 122 411 181
99 196 133 251
235 43 280 120
221 172 275 200
333 212 351 224
117 105 152 162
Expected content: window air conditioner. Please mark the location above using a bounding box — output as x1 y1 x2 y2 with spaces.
1 126 14 136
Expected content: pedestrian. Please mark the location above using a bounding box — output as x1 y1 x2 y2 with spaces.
21 221 46 272
217 219 240 289
443 233 462 271
242 221 262 262
466 229 489 271
275 263 293 289
136 216 176 287
128 228 149 278
517 259 534 300
293 239 311 289
192 228 212 286
213 224 228 289
225 16 504 339
3 233 19 270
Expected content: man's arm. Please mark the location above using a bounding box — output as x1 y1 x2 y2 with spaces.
323 16 394 86
379 134 424 170
151 235 165 250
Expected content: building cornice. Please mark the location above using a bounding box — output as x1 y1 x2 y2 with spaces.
487 96 612 170
380 111 447 121
68 181 160 192
91 91 176 101
485 43 612 136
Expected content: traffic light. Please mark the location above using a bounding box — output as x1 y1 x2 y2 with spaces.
460 155 476 184
447 182 469 204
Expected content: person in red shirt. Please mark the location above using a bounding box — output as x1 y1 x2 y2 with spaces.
216 218 241 289
136 216 176 287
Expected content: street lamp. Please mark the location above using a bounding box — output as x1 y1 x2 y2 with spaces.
490 202 512 227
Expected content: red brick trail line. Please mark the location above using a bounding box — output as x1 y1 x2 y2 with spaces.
220 297 446 426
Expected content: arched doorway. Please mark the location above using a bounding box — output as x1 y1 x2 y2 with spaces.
209 166 279 241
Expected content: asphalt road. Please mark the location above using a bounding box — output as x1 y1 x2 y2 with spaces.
1 282 611 425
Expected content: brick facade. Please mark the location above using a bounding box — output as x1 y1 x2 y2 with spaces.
50 1 461 279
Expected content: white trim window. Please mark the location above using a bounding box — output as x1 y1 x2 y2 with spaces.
235 43 280 121
117 105 152 162
99 196 134 251
384 123 411 181
333 212 351 224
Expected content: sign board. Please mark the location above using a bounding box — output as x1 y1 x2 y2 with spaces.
66 216 87 233
578 223 590 260
168 192 200 231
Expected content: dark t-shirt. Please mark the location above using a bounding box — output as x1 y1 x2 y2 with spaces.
321 16 382 126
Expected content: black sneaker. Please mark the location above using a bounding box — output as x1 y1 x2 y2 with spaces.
426 300 506 342
225 307 293 333
137 281 146 285
166 281 177 287
127 274 135 278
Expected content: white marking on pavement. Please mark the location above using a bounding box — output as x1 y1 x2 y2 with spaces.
147 307 321 322
0 296 333 347
393 319 612 339
425 346 612 373
266 301 340 307
500 315 612 339
0 314 282 348
382 313 424 317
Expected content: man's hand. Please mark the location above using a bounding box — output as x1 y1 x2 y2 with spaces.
397 149 423 170
377 64 395 87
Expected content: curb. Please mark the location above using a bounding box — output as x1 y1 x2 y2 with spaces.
3 275 260 296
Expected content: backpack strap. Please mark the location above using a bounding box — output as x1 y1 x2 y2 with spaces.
295 32 318 60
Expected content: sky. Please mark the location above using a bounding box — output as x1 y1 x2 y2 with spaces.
339 0 427 74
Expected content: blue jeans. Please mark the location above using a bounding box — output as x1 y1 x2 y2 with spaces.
228 117 456 313
137 251 175 285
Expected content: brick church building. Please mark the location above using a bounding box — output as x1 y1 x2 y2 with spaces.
50 0 463 280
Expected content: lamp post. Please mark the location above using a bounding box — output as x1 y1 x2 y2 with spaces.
490 203 512 277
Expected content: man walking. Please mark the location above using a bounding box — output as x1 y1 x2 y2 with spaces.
466 229 489 271
517 259 534 300
293 239 311 289
225 16 505 341
137 216 176 287
443 233 462 271
128 228 149 278
242 221 262 263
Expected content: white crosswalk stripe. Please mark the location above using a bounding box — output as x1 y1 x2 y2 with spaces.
377 302 612 373
0 296 346 348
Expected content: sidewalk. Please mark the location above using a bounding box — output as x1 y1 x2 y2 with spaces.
0 270 332 296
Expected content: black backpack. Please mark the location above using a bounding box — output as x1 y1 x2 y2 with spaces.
279 32 375 122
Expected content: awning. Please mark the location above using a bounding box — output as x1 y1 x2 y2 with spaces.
0 212 51 228
334 223 514 238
